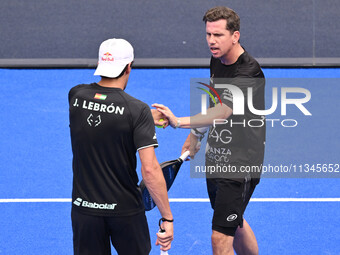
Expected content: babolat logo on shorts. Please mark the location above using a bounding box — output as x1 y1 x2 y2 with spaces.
227 214 238 222
73 198 117 210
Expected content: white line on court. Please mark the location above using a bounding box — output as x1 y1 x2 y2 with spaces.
170 198 340 202
0 198 340 203
0 198 72 203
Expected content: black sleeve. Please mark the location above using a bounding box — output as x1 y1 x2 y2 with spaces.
68 84 83 104
68 87 76 104
133 105 158 151
219 86 234 109
223 77 265 112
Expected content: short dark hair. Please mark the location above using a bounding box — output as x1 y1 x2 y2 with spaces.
203 6 240 34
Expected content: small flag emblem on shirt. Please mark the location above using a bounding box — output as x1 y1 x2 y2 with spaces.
94 93 107 100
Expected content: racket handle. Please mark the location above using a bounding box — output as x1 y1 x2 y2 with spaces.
158 231 169 255
160 250 169 255
179 150 190 161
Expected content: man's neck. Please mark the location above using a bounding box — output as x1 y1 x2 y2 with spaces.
97 77 126 90
220 44 244 65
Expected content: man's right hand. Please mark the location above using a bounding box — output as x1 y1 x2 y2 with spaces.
156 220 174 251
152 103 178 128
151 109 169 128
182 133 201 160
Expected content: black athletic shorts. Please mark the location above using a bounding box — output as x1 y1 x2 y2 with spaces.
71 208 151 255
207 176 257 237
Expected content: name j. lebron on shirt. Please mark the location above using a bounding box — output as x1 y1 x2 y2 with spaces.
72 98 125 115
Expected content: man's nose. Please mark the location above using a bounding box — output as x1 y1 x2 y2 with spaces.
208 36 215 45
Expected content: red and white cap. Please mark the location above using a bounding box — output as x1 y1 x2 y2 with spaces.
94 38 134 78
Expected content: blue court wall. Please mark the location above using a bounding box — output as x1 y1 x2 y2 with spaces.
0 0 339 59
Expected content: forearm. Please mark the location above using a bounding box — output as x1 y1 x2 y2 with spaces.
176 114 216 129
141 163 173 219
178 104 232 129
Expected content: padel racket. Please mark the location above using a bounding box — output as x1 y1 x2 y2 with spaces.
140 151 190 211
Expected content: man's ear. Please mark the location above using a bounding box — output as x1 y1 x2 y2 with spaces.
125 62 133 75
232 31 240 44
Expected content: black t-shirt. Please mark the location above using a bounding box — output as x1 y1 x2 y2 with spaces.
206 51 266 182
68 83 158 216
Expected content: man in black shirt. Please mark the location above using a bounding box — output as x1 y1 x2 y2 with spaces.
153 7 265 255
69 38 173 255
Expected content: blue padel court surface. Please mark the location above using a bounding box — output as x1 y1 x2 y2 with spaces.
0 68 340 254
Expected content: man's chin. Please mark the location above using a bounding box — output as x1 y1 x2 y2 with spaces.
211 53 220 59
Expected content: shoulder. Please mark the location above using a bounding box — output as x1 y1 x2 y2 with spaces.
68 83 92 96
237 51 264 78
122 92 149 109
120 92 151 116
68 83 92 102
121 93 154 130
69 83 91 91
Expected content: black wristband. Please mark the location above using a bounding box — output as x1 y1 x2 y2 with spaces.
159 218 174 225
159 217 174 226
192 128 205 141
159 217 174 232
193 128 205 136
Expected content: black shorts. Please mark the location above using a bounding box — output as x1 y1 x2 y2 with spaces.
207 176 257 237
71 208 151 255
